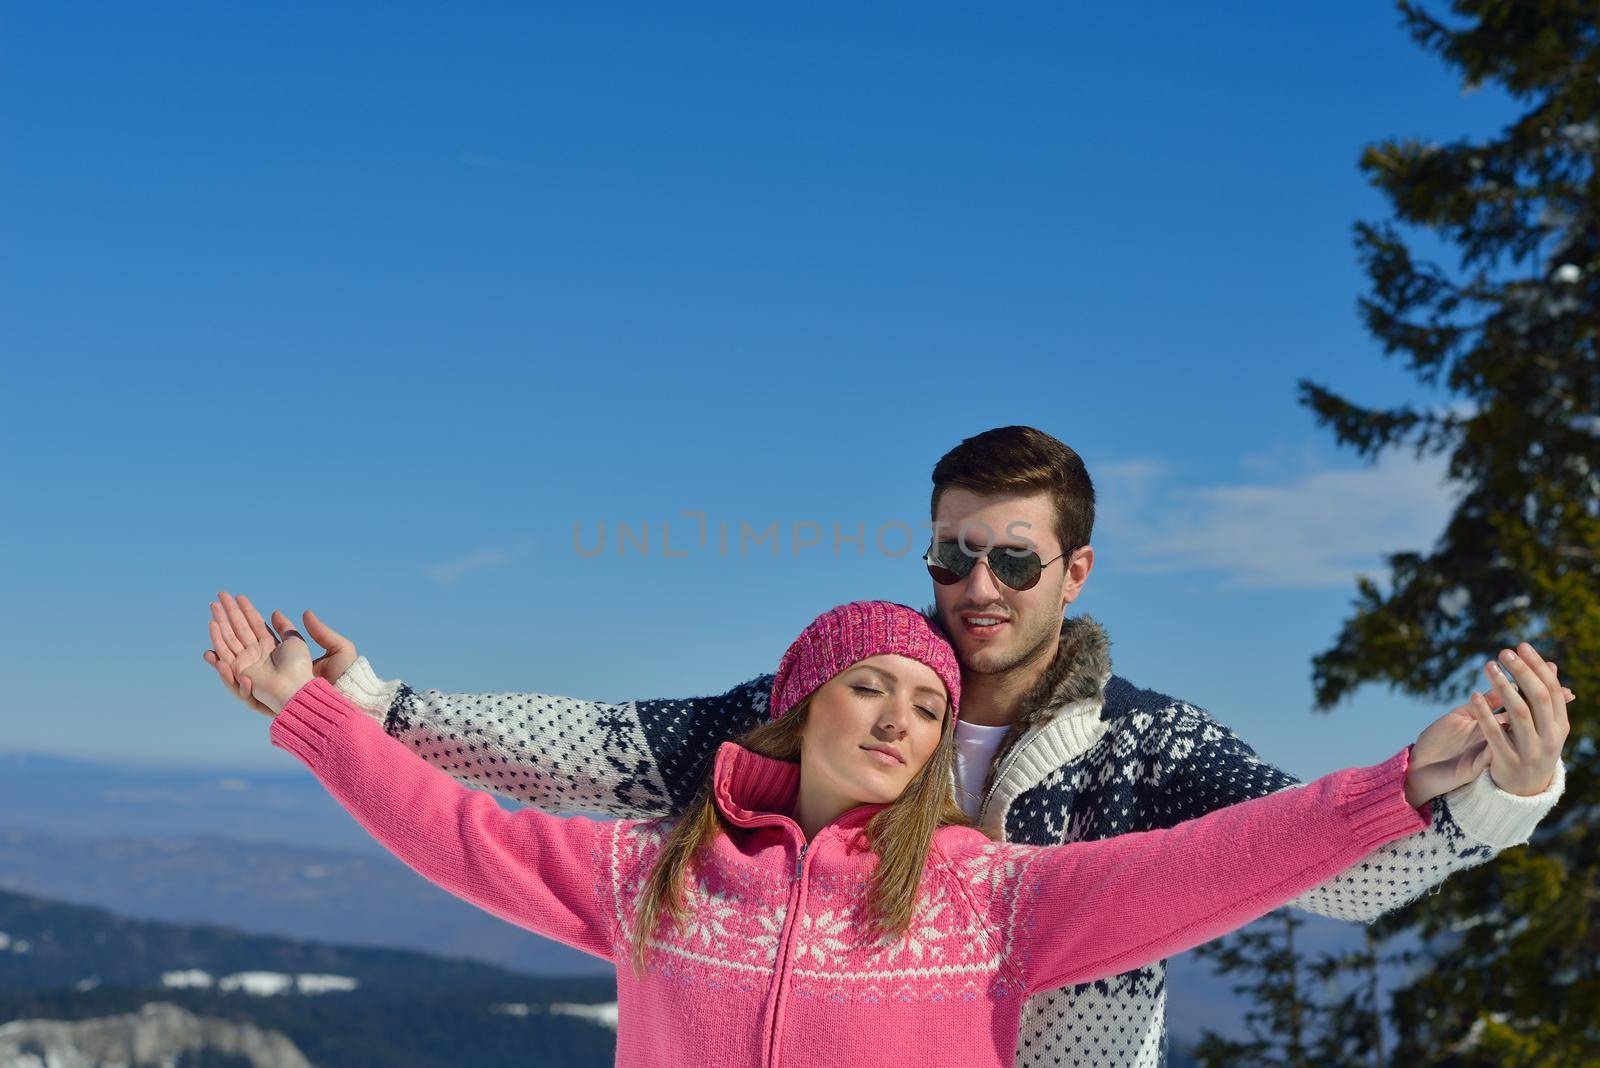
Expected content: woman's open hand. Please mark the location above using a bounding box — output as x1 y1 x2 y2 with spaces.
204 589 316 717
204 592 357 715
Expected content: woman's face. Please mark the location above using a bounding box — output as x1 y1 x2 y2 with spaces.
798 654 950 807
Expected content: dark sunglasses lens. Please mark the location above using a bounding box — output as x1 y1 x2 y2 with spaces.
991 551 1043 591
925 542 973 584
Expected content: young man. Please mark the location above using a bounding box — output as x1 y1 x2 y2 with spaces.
211 425 1567 1068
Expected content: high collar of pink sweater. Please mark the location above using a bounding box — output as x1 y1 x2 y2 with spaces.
709 740 889 846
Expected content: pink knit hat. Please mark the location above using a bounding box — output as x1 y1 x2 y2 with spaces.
768 601 962 722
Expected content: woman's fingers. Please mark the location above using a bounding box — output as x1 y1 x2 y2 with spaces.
209 617 244 664
203 647 228 679
218 591 258 653
212 597 245 655
204 643 259 707
210 603 243 657
1467 738 1491 778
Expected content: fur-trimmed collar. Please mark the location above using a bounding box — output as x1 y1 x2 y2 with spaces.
919 605 1114 783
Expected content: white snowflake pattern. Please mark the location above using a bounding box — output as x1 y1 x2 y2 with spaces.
868 886 957 966
672 876 739 951
795 908 856 968
749 904 788 964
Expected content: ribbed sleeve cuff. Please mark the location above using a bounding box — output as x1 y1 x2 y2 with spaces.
270 677 366 766
1337 746 1430 845
1446 760 1566 848
331 656 402 720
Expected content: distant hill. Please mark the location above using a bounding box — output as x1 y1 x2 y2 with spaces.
0 886 617 1067
0 825 609 976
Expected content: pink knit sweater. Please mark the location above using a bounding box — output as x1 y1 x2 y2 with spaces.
270 678 1430 1068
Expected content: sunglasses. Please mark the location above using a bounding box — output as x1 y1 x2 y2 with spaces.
923 539 1068 592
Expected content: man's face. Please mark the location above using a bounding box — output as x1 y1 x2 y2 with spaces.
929 488 1081 678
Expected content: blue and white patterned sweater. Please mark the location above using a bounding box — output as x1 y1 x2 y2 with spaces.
331 613 1563 1068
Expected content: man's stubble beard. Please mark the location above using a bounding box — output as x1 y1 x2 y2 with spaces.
957 608 1062 680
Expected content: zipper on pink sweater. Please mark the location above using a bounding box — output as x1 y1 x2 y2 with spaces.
764 839 813 1068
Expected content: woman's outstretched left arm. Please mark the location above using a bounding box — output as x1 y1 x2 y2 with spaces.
1005 645 1569 993
999 747 1429 994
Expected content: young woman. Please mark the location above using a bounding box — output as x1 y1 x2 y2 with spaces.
205 597 1566 1068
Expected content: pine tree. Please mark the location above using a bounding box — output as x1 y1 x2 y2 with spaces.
1304 926 1390 1067
1193 912 1395 1068
1192 910 1313 1068
1297 2 1600 1064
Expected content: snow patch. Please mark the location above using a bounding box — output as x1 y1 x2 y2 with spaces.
203 971 357 996
162 969 215 989
550 1002 620 1030
296 974 358 994
220 972 295 996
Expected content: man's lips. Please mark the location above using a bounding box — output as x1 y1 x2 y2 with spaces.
959 613 1010 638
861 744 905 766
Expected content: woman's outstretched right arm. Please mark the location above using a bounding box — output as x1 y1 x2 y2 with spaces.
270 676 623 962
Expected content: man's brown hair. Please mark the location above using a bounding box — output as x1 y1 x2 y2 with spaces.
929 426 1095 554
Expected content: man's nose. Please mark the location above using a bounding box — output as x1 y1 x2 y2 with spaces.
964 554 1004 600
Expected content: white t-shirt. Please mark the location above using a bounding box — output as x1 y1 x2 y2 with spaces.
953 718 1011 821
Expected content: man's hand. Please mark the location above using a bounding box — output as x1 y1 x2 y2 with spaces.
1403 644 1573 807
203 592 358 715
1468 643 1573 797
204 588 315 717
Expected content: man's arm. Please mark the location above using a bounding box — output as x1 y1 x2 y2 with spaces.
332 656 773 818
1150 702 1565 923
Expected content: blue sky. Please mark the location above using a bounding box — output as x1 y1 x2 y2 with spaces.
2 4 1520 777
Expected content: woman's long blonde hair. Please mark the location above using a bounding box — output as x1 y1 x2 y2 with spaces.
628 692 976 974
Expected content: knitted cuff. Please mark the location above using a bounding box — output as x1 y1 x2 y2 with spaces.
1445 760 1567 849
1336 747 1430 845
271 678 363 765
332 656 403 721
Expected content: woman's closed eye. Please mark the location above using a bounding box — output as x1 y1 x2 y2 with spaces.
853 685 939 720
